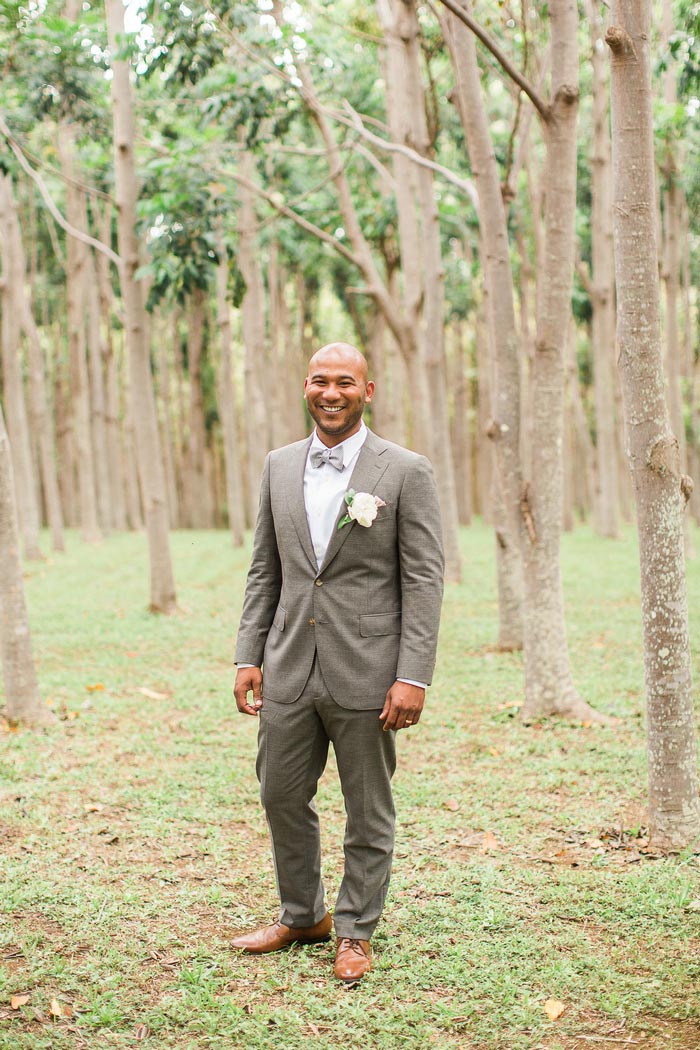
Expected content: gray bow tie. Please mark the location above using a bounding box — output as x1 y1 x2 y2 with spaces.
310 445 344 471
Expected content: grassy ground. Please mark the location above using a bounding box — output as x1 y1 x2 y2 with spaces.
1 522 699 1050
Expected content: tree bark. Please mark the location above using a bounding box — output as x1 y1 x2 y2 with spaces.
237 146 272 525
519 0 596 721
584 0 621 539
0 404 49 724
215 227 245 546
440 0 523 637
56 123 102 543
105 0 176 611
376 0 462 581
2 175 64 551
184 287 214 528
0 175 42 560
606 3 700 848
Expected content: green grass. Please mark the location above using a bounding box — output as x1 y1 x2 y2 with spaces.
1 523 699 1049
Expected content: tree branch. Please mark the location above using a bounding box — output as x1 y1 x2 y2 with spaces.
336 100 479 211
0 114 122 269
217 165 362 269
434 0 551 123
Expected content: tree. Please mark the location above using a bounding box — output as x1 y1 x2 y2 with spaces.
105 0 177 612
0 403 50 725
607 0 700 848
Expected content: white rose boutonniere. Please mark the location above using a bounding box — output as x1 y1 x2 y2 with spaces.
338 489 387 530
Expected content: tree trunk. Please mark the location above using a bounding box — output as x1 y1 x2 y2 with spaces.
441 0 524 634
94 200 127 530
585 0 621 539
0 404 49 724
106 0 176 611
2 175 64 551
237 146 272 525
519 0 599 721
56 125 101 543
449 320 472 525
184 287 214 528
377 0 461 581
215 227 245 546
606 1 700 849
0 175 42 560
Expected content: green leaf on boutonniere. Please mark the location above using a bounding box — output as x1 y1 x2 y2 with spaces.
338 514 353 530
344 489 356 506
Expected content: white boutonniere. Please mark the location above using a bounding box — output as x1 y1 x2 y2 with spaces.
338 489 387 530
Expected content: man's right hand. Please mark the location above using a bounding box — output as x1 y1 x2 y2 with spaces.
234 666 264 716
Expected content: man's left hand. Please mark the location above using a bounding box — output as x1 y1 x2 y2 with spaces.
379 681 425 732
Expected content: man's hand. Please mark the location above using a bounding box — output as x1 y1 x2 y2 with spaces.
379 681 425 732
234 666 264 716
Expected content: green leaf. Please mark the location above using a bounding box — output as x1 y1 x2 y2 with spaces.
337 514 353 530
344 489 355 506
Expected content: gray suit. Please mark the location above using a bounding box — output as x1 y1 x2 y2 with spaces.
235 429 444 937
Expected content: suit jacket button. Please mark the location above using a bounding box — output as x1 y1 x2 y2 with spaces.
309 618 315 625
315 579 323 587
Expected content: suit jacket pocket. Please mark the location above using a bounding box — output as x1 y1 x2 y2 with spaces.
273 605 286 632
359 611 402 637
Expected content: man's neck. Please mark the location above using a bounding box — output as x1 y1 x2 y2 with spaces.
313 420 365 449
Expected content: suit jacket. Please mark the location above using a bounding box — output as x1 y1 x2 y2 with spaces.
235 428 445 709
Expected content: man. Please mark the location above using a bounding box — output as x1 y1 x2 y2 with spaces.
233 342 444 983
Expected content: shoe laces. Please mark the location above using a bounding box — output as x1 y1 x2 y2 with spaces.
338 937 367 956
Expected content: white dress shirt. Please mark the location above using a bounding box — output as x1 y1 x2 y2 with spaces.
304 422 368 568
240 422 426 690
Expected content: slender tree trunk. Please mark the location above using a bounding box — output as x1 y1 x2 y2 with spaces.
56 125 101 543
184 287 213 528
0 405 49 724
237 146 272 524
85 249 112 533
0 176 42 560
106 0 176 611
584 0 621 538
441 0 523 635
519 0 600 721
94 200 127 530
2 175 65 551
606 2 700 849
450 320 472 525
377 0 461 581
215 227 245 546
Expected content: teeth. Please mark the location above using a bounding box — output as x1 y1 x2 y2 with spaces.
322 406 343 412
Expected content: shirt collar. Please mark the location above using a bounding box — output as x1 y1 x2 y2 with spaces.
310 421 367 469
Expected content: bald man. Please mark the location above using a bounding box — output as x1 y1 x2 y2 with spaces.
233 343 444 983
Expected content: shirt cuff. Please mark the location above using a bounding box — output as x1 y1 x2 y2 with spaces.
397 678 427 690
236 664 256 669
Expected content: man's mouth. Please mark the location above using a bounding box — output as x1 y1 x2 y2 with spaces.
320 406 344 414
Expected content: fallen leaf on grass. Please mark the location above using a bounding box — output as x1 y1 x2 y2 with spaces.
543 998 567 1020
10 994 29 1010
134 1024 149 1040
86 683 105 693
480 831 500 853
443 799 460 812
138 687 170 701
307 1022 320 1036
496 700 523 711
83 803 104 813
50 998 73 1019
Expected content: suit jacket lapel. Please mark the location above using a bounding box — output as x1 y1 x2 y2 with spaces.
286 436 317 570
319 429 391 574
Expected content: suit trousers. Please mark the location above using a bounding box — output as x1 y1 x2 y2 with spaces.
256 654 397 940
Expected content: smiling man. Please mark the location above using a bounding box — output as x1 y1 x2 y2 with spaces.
233 342 444 983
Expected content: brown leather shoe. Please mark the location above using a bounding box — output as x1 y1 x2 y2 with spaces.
231 912 332 954
334 938 372 983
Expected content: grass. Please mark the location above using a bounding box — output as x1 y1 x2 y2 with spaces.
1 522 699 1049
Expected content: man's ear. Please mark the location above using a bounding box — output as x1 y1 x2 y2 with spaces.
365 380 375 402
